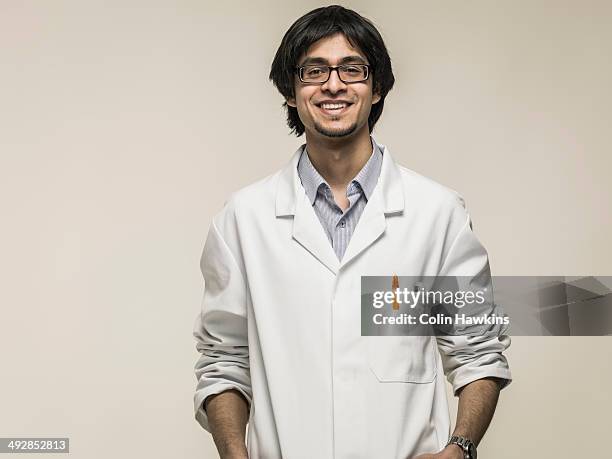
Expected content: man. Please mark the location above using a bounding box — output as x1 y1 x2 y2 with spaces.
193 5 512 459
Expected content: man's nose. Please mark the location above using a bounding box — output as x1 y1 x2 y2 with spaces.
321 68 347 93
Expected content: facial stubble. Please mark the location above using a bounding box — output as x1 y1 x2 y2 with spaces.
313 117 359 138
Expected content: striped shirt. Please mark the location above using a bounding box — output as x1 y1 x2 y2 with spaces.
296 137 383 261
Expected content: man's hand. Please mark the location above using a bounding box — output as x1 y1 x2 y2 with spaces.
412 444 464 459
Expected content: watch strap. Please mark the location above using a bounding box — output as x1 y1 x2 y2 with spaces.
446 435 476 459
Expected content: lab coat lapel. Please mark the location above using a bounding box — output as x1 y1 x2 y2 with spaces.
274 140 404 275
293 190 341 275
338 185 386 269
339 141 405 269
275 144 340 275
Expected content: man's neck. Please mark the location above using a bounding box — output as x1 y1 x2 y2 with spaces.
304 128 374 189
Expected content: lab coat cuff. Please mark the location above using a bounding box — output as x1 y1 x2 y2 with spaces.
451 367 513 397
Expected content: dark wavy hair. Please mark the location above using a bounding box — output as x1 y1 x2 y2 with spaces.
269 5 395 137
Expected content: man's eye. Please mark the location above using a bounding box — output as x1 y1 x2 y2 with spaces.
344 66 361 74
306 67 324 76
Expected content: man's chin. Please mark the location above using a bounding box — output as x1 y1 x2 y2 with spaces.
313 121 358 138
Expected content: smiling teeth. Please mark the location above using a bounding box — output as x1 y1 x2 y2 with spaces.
321 103 347 109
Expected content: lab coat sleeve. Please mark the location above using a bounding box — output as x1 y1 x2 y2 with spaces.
193 211 252 432
434 194 512 396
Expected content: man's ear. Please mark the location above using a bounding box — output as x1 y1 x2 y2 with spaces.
372 91 381 105
286 96 297 108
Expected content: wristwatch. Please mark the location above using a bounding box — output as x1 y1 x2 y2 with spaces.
446 435 477 459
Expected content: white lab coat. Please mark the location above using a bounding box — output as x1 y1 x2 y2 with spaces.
193 138 512 459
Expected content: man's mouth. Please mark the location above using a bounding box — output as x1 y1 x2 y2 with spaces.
316 102 353 116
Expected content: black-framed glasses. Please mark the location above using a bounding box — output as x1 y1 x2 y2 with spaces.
295 64 370 84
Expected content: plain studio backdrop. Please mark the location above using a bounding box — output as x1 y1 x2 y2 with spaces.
1 1 611 458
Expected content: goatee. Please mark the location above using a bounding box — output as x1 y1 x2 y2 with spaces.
313 121 358 138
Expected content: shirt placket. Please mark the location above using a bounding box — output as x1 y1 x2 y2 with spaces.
325 183 361 259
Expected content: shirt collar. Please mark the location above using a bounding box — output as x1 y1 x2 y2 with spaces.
297 136 383 205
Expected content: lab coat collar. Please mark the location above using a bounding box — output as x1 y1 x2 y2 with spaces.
275 136 405 274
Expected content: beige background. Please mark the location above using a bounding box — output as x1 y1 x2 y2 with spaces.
1 1 611 458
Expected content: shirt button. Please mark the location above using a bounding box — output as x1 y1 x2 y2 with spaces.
340 220 346 228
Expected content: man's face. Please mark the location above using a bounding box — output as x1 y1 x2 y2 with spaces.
287 33 381 139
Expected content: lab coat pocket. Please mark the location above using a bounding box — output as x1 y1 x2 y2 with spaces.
367 335 437 383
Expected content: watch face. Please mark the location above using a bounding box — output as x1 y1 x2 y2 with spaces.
468 443 477 459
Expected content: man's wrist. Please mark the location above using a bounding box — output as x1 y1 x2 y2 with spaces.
219 444 248 459
219 442 249 459
446 435 477 459
444 443 465 458
216 436 248 459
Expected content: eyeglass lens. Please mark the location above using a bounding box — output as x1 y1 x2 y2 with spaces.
300 65 368 83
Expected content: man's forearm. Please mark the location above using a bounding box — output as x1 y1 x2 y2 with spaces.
205 389 250 459
452 377 503 446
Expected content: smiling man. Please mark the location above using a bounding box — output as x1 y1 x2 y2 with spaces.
193 5 512 459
